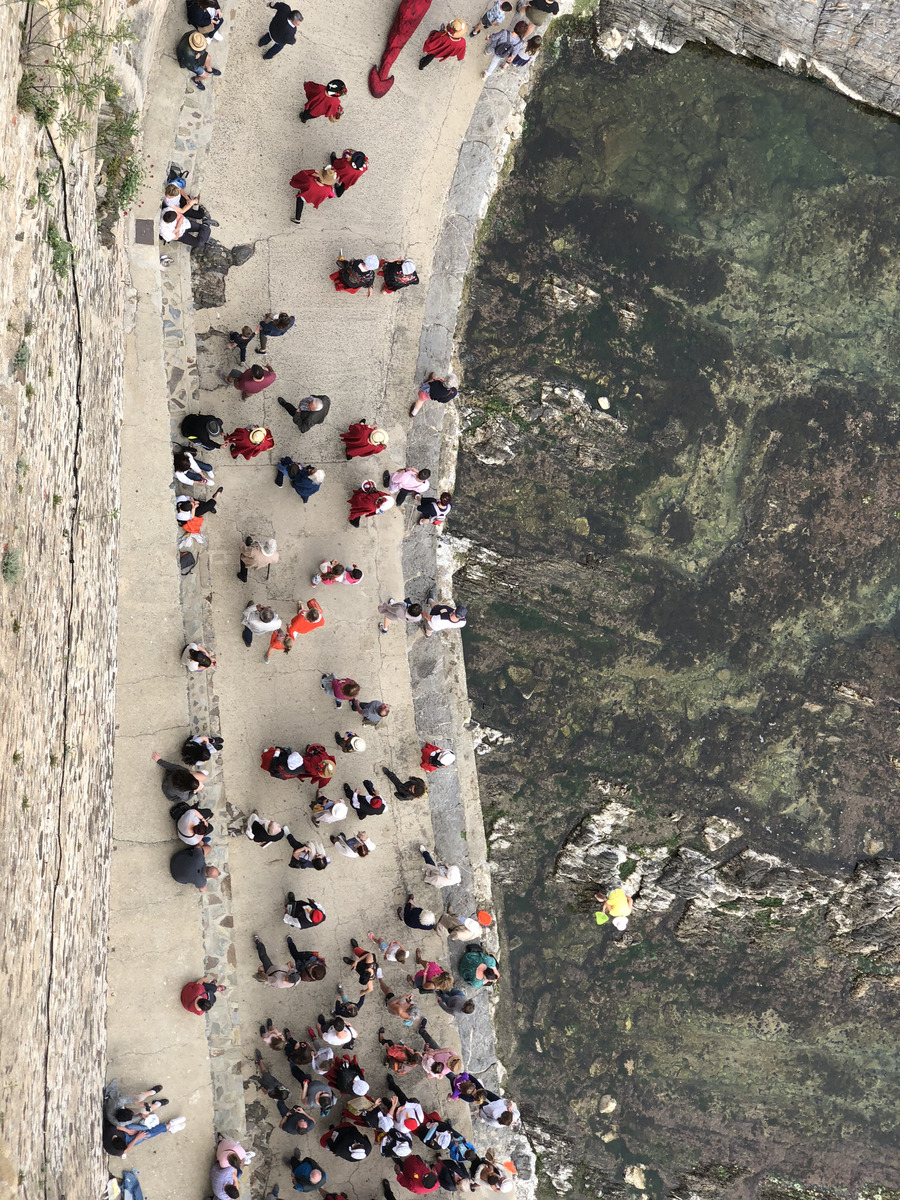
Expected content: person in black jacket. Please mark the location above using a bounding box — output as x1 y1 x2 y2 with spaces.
180 412 224 450
259 0 303 57
186 0 223 38
277 394 330 434
322 1123 371 1162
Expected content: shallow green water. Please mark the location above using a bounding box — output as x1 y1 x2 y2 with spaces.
457 41 900 1198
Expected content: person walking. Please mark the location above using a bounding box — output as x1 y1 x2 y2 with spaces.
398 894 437 931
290 165 337 222
423 599 467 638
181 412 223 450
334 731 366 754
257 311 295 351
330 254 379 295
249 1049 291 1101
241 602 281 647
313 559 363 587
277 393 330 433
170 844 219 890
348 484 394 526
228 324 257 363
330 830 376 858
346 780 386 818
420 744 455 771
417 492 452 529
320 674 360 707
260 745 305 778
470 0 512 34
297 744 336 786
224 425 275 459
286 939 328 980
175 29 222 89
330 149 368 197
317 1014 358 1047
383 466 431 506
238 536 278 582
275 457 325 502
379 258 419 294
340 421 388 457
284 891 327 928
368 930 408 964
376 978 419 1025
481 21 527 76
349 697 390 726
287 598 324 639
180 975 223 1014
510 32 542 67
419 19 467 69
300 79 346 122
182 642 216 672
226 362 276 397
258 1 302 57
253 934 301 987
381 766 428 800
415 1019 462 1077
377 598 423 636
410 371 458 417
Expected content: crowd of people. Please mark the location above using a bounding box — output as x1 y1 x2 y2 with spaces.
109 0 580 1191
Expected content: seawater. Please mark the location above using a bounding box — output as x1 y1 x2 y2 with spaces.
456 41 900 1197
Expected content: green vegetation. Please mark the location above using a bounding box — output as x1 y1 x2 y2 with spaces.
96 106 146 224
46 220 74 277
2 548 23 585
12 342 30 371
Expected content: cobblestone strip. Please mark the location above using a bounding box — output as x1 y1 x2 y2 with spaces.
155 68 249 1143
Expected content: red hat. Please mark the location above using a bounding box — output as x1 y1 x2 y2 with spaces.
311 908 325 924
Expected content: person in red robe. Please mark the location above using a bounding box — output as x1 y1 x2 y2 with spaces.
340 422 388 458
330 149 368 197
260 746 305 778
224 426 274 460
419 19 466 68
348 486 395 526
330 255 379 295
421 743 456 772
300 79 346 123
298 744 336 787
290 166 337 222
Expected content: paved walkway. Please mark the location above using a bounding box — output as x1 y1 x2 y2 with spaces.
109 3 516 1198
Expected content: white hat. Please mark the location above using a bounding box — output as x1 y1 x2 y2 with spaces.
401 260 415 275
287 752 303 770
437 751 456 766
612 916 629 930
352 1077 370 1095
349 1146 367 1160
393 1141 412 1157
310 469 325 484
363 254 379 271
377 495 395 512
350 736 366 752
499 1182 514 1193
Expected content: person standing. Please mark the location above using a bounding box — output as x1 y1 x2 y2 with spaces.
287 598 324 638
175 29 222 89
380 259 419 294
320 674 360 707
330 149 368 197
419 846 462 887
340 421 388 458
377 598 423 636
381 766 427 800
313 559 363 587
300 79 346 122
417 492 452 529
258 1 302 57
289 1153 326 1192
182 642 215 672
275 458 325 502
419 19 466 69
410 371 459 417
241 602 281 648
226 362 276 397
349 697 390 726
393 1155 440 1194
228 324 257 363
481 21 527 76
423 599 467 638
348 485 394 526
470 0 512 34
181 412 223 450
290 166 337 222
277 393 330 433
238 536 278 582
383 466 431 506
330 830 376 858
257 311 295 352
330 255 379 296
517 0 559 28
297 744 336 786
334 731 366 754
511 33 542 68
224 425 274 459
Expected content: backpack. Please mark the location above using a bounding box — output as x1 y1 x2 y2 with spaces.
179 550 197 575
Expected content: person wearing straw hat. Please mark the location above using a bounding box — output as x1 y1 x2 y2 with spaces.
290 165 337 222
300 79 347 122
419 19 467 69
175 29 222 89
334 731 366 754
330 254 380 296
223 425 274 460
380 258 419 295
298 744 337 787
331 149 368 196
341 421 388 458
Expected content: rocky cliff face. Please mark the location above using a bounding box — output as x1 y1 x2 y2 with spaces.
591 0 900 116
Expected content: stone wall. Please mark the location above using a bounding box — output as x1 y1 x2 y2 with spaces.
593 0 900 114
0 5 127 1196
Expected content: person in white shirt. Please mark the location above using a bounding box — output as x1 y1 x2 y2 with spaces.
330 830 376 858
317 1015 358 1047
241 601 281 647
419 846 461 887
423 598 467 637
479 1098 520 1128
310 790 348 826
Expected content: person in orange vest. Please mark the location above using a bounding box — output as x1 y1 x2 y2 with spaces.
300 79 346 122
419 19 466 69
290 166 337 223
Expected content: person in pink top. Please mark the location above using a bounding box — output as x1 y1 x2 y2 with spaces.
407 949 452 994
382 466 432 507
216 1135 249 1167
415 1018 462 1078
226 363 276 397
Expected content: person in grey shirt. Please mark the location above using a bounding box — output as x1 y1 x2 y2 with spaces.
350 697 390 726
436 988 475 1017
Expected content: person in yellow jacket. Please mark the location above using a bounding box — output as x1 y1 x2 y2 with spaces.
593 888 634 930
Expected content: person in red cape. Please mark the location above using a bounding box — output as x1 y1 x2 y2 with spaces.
260 746 306 778
369 0 433 96
330 254 380 295
419 19 466 69
224 426 274 460
340 422 389 458
330 149 368 197
290 166 337 223
298 744 336 787
300 79 346 123
421 743 456 772
348 485 395 526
